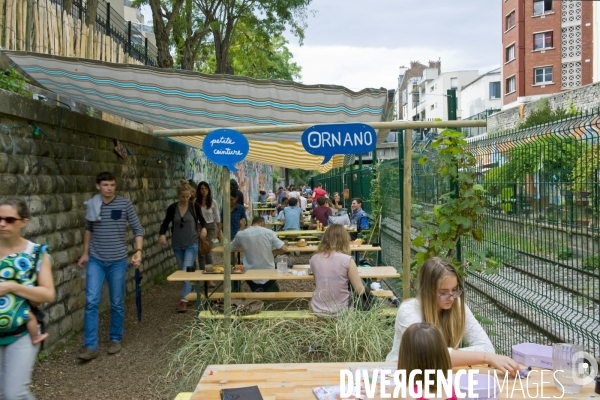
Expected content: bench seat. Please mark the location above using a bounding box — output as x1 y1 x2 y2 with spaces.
185 290 394 302
197 308 398 320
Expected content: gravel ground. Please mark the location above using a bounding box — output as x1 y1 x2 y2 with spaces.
29 252 316 400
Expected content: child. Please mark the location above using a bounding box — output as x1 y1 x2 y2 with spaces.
0 247 49 345
364 323 457 400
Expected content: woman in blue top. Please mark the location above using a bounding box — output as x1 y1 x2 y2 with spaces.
0 198 55 399
281 197 303 230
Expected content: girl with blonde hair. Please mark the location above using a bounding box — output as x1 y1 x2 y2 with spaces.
386 257 519 375
309 224 365 316
159 179 207 312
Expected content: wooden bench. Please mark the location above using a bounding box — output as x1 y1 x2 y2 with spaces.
197 308 398 320
185 290 394 302
173 393 192 400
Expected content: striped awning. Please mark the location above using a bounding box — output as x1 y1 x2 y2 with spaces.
3 51 392 171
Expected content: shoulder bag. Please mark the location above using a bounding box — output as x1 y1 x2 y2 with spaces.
191 203 211 255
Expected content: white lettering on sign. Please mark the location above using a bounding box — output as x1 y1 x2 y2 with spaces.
308 130 374 148
210 136 236 147
214 148 243 155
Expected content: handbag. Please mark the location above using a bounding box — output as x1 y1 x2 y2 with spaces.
191 203 211 255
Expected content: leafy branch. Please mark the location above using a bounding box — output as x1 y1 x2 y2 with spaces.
411 129 497 276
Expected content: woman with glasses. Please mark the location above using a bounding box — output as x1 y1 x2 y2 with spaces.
159 179 207 312
0 198 55 399
385 257 519 376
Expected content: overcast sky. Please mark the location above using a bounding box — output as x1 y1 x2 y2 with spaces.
142 0 501 91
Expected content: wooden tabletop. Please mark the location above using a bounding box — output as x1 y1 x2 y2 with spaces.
253 207 277 211
276 229 356 236
167 266 398 282
210 245 381 253
192 362 598 400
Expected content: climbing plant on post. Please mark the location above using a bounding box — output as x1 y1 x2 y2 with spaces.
411 129 497 276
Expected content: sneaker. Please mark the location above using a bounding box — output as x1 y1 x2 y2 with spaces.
107 341 121 355
77 348 99 361
177 300 188 313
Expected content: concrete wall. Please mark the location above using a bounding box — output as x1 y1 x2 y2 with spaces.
487 80 600 133
0 89 186 351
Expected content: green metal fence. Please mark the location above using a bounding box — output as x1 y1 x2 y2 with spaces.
312 114 600 357
313 165 375 214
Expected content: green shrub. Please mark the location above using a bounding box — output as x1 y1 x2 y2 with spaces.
0 67 31 97
557 246 573 260
582 255 599 271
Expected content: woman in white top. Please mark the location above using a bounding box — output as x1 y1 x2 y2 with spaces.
386 257 519 375
286 186 300 200
195 181 220 269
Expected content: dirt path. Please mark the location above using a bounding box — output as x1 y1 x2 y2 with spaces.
31 281 194 400
30 254 315 400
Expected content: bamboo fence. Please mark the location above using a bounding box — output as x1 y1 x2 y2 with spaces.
1 0 142 64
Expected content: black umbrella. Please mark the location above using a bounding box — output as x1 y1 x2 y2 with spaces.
135 268 142 321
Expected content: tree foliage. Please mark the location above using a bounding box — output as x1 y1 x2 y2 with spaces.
518 98 578 129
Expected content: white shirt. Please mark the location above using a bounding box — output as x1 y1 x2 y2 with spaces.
385 298 495 362
299 196 307 211
288 191 300 199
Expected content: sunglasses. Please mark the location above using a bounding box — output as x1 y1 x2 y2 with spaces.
0 216 23 224
180 217 185 229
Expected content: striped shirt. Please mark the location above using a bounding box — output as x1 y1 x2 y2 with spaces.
85 196 143 261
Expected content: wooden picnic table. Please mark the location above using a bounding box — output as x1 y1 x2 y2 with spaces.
275 229 356 237
210 245 380 253
191 363 597 400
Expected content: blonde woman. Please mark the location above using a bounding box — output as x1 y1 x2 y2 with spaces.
386 257 518 375
159 179 207 312
309 224 365 316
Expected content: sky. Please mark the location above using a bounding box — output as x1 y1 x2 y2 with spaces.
142 0 501 92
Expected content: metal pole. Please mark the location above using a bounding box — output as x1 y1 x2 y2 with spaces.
144 37 148 65
127 21 132 56
402 129 412 299
358 153 363 200
447 89 462 262
221 167 231 326
106 3 111 37
152 120 488 137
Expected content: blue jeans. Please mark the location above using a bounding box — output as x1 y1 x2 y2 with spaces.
172 243 198 301
84 257 128 351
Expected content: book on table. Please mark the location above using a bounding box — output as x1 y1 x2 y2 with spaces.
221 385 264 400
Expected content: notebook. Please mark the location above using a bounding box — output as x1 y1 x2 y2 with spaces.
221 386 264 400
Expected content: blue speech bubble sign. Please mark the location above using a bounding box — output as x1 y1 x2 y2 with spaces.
202 129 249 172
301 123 377 165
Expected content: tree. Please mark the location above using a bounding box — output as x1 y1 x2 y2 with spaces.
133 0 186 68
197 0 311 74
172 0 213 70
198 17 302 80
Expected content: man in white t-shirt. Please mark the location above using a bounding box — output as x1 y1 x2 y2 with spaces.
231 216 288 292
299 195 307 211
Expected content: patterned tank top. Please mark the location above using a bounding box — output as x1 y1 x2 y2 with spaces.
0 242 46 332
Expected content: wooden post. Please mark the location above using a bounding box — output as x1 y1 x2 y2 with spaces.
221 167 232 326
402 129 412 299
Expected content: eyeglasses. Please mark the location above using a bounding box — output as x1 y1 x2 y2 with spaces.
180 217 185 229
0 216 23 224
437 290 463 301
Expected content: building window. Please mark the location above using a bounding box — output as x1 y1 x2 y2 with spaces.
534 66 553 84
450 78 458 89
533 0 552 15
506 76 516 93
534 31 553 50
506 44 515 62
506 11 515 30
490 82 501 99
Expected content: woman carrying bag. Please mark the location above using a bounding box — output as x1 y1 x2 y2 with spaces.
159 180 207 312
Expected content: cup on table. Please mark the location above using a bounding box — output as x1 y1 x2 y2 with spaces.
553 343 584 394
350 222 357 231
276 255 288 273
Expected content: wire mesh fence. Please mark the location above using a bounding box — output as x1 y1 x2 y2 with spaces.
312 114 600 357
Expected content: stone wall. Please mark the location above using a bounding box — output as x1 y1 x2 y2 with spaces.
487 81 600 133
0 89 187 351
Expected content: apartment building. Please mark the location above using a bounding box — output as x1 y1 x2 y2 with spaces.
502 0 594 109
403 68 479 121
461 68 502 119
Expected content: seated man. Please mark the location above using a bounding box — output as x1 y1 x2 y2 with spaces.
310 196 332 228
349 197 369 239
281 197 303 231
230 216 288 292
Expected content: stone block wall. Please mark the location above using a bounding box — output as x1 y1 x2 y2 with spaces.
0 89 187 351
487 81 600 133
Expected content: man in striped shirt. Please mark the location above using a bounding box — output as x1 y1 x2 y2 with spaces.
77 172 143 361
